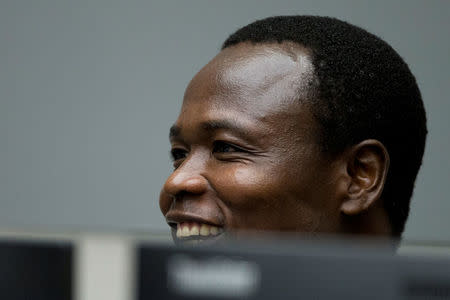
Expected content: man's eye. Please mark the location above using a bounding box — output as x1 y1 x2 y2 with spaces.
170 148 187 161
212 141 242 153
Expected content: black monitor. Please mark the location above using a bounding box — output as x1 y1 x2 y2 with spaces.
0 239 73 300
137 239 450 300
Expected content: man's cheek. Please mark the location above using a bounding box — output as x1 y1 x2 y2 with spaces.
214 167 276 210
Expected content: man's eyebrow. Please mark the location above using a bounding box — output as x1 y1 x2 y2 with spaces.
169 119 253 141
200 119 250 134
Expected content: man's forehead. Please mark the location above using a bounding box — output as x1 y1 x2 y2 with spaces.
183 41 316 110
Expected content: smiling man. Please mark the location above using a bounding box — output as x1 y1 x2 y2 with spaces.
159 16 427 246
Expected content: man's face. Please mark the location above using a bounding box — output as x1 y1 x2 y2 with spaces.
160 42 343 245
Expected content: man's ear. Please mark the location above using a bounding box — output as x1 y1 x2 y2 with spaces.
340 139 390 216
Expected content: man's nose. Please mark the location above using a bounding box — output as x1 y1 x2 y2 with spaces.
162 155 208 199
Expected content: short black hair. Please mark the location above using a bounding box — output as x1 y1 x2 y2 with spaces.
222 16 427 236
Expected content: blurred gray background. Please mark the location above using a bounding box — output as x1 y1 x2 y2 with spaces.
1 0 449 242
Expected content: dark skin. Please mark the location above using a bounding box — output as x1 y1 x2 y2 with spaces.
159 42 392 245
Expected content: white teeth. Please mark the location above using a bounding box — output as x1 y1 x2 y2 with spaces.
181 226 189 237
176 222 222 238
190 224 200 236
200 224 210 236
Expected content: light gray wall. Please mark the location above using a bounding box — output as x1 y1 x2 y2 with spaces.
1 0 449 241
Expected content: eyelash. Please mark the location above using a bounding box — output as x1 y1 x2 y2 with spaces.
212 141 243 153
170 141 244 163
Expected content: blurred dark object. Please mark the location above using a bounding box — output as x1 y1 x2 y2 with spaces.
0 239 73 300
137 238 450 300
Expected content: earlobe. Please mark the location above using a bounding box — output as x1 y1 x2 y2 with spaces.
340 139 390 216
